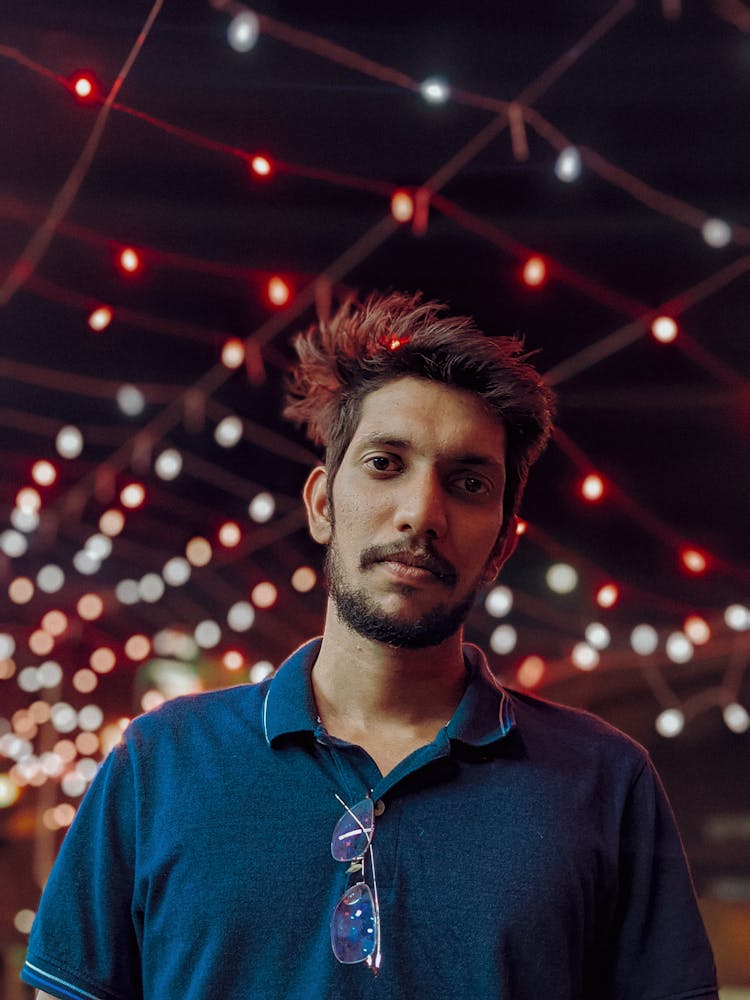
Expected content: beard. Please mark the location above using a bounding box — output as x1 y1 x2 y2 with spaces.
324 535 484 650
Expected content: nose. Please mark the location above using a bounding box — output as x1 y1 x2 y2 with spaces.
393 468 448 539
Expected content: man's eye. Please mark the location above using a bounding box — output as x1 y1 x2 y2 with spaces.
366 455 395 472
460 477 489 495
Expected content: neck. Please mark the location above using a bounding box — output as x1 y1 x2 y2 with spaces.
311 600 468 733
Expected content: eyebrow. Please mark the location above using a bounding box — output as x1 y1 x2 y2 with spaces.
355 434 505 470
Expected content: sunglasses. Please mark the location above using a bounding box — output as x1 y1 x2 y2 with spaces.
330 794 382 972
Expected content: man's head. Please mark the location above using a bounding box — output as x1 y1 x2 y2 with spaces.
285 290 555 540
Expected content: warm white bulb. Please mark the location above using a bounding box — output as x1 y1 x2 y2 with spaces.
554 146 581 182
228 12 260 52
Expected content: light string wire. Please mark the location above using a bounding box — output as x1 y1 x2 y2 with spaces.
0 0 166 307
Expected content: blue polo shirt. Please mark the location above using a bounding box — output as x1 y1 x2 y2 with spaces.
22 639 717 1000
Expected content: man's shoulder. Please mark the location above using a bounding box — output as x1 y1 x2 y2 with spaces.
125 679 271 749
503 684 649 770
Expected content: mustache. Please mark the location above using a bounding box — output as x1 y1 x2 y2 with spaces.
359 542 458 586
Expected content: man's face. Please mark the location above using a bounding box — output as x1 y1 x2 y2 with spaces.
307 376 513 649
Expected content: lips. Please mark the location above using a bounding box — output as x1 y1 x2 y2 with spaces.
363 547 457 586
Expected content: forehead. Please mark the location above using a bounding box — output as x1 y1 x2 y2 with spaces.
349 376 506 462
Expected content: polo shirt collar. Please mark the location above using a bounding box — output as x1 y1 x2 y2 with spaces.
262 637 516 749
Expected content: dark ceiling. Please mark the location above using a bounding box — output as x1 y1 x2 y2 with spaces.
1 0 749 961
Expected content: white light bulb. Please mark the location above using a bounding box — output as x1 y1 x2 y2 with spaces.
554 146 581 182
228 11 260 52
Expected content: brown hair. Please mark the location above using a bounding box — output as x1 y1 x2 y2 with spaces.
284 291 555 536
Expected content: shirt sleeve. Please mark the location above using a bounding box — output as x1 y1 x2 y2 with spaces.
21 741 142 1000
607 756 718 1000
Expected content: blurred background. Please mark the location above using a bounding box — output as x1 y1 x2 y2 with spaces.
1 0 749 994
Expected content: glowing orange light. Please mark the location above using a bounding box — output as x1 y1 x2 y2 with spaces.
29 629 54 656
251 581 278 609
77 593 104 621
124 634 151 661
596 583 620 608
120 483 145 509
31 460 57 487
291 566 317 593
99 509 125 536
90 647 116 673
71 72 97 101
250 155 273 177
219 521 242 548
390 190 414 223
223 650 245 671
186 536 212 567
53 739 77 762
221 338 245 369
651 315 678 343
580 473 605 502
517 655 545 688
76 731 100 755
29 701 51 724
0 659 16 680
515 519 527 536
53 803 76 828
16 487 41 513
88 306 113 332
522 256 547 287
267 276 291 307
8 577 34 605
684 615 711 645
681 548 707 574
73 669 98 694
118 247 141 275
41 610 68 637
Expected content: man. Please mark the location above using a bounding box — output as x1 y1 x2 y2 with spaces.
24 292 717 999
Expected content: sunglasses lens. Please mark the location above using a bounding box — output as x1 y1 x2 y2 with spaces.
331 882 377 963
331 798 374 862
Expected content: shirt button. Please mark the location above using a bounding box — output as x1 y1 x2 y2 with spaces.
374 799 386 816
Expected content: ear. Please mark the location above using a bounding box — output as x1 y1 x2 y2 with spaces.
482 515 520 584
303 465 332 544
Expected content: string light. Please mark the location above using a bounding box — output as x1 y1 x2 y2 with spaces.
655 708 684 738
120 483 146 509
55 425 84 459
651 315 678 343
580 473 605 502
223 650 245 671
195 620 221 649
419 76 450 104
117 247 142 274
701 218 731 248
665 631 693 664
16 487 41 514
250 154 272 177
390 190 414 223
221 338 245 368
249 660 274 684
248 491 275 523
290 566 317 593
267 275 291 307
571 642 599 671
71 71 97 102
99 509 125 536
227 11 260 52
554 146 581 182
31 460 57 487
251 581 278 608
584 622 611 650
215 415 243 447
724 604 750 631
219 521 242 547
227 601 255 631
163 556 191 586
490 624 517 655
124 634 151 661
522 256 547 287
155 449 183 480
485 585 513 617
117 385 146 417
596 583 620 608
546 562 578 594
517 655 545 688
680 547 707 574
186 536 212 567
88 306 113 331
723 703 749 734
683 615 710 645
